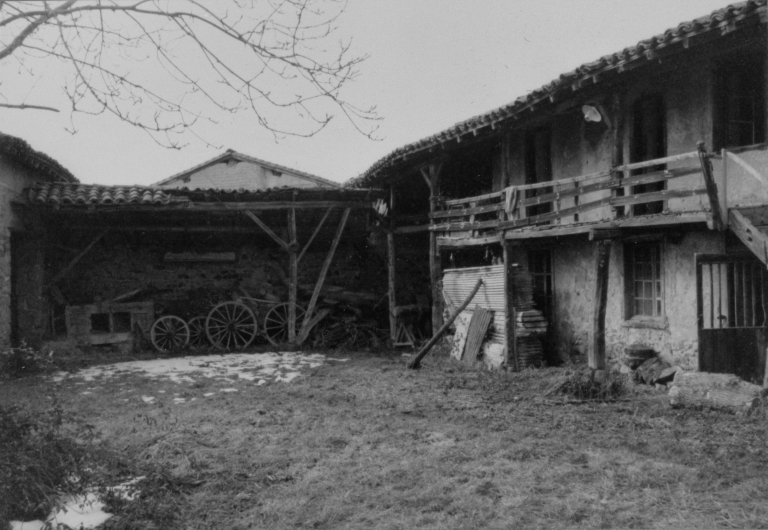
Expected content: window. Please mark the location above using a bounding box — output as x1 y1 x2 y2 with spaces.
524 127 552 218
629 95 666 216
714 59 766 149
529 249 554 321
625 242 663 319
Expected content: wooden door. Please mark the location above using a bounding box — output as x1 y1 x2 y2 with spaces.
696 254 768 383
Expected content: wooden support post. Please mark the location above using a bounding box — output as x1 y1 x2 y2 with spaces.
296 208 351 344
589 240 611 370
697 141 724 231
428 162 444 334
718 148 729 228
407 278 483 369
610 93 625 219
46 228 108 287
388 187 397 344
287 207 298 343
503 240 518 371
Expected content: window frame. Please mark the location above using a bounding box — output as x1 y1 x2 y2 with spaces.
713 57 767 150
624 241 665 323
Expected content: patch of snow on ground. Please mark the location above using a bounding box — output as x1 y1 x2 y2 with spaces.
50 352 334 388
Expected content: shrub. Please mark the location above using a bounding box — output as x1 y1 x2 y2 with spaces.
0 400 97 524
0 342 53 378
546 367 626 401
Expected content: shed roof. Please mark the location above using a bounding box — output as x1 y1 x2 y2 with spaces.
349 0 766 187
0 132 78 183
152 149 340 189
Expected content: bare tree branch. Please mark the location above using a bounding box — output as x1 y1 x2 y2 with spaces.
0 0 380 145
0 101 59 112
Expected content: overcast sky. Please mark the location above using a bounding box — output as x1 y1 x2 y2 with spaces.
1 0 732 186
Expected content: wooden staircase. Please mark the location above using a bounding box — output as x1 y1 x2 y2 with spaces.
729 207 768 266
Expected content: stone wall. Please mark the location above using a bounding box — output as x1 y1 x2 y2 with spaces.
552 231 725 370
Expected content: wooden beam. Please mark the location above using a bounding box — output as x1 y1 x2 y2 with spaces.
428 162 444 334
697 141 724 231
717 148 729 228
287 208 298 343
589 240 611 370
46 228 108 287
388 187 397 344
589 228 622 241
297 207 332 264
297 208 351 344
419 167 433 192
189 200 375 211
503 242 518 372
243 210 290 253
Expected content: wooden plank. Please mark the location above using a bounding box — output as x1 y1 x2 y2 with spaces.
444 189 503 206
287 207 298 343
431 202 505 219
726 151 768 186
698 142 724 231
608 187 707 207
243 210 290 253
188 200 375 211
463 306 493 364
297 208 351 344
503 242 518 371
729 209 768 267
297 207 332 264
615 151 699 172
46 228 108 286
589 240 611 370
394 224 431 234
437 235 503 247
407 278 484 369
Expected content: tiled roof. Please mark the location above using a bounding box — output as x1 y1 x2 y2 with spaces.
28 183 181 206
0 132 78 183
26 182 382 208
349 0 766 187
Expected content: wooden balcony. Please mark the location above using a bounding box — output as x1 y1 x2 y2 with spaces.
430 149 719 246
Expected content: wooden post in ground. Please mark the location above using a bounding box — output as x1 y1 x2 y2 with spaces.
425 162 444 335
388 186 397 344
287 207 298 343
503 239 519 371
407 278 483 370
589 240 611 370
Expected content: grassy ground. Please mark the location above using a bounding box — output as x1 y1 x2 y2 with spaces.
3 350 768 529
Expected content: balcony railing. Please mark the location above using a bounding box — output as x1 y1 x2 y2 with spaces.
429 150 711 236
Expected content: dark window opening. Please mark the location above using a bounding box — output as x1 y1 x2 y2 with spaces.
524 127 552 219
630 95 666 216
714 58 766 150
625 242 664 319
529 249 554 321
90 313 111 334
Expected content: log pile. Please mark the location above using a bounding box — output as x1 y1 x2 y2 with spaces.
668 371 767 414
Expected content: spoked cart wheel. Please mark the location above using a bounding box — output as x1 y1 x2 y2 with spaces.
205 302 259 350
188 316 208 347
263 303 306 346
150 315 190 352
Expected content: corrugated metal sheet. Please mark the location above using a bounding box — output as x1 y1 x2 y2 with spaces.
443 265 506 344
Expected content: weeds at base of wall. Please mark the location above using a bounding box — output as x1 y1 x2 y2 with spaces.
544 366 626 401
0 342 55 378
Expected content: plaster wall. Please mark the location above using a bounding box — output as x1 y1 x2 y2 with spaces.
160 161 331 191
552 231 724 371
0 158 45 346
